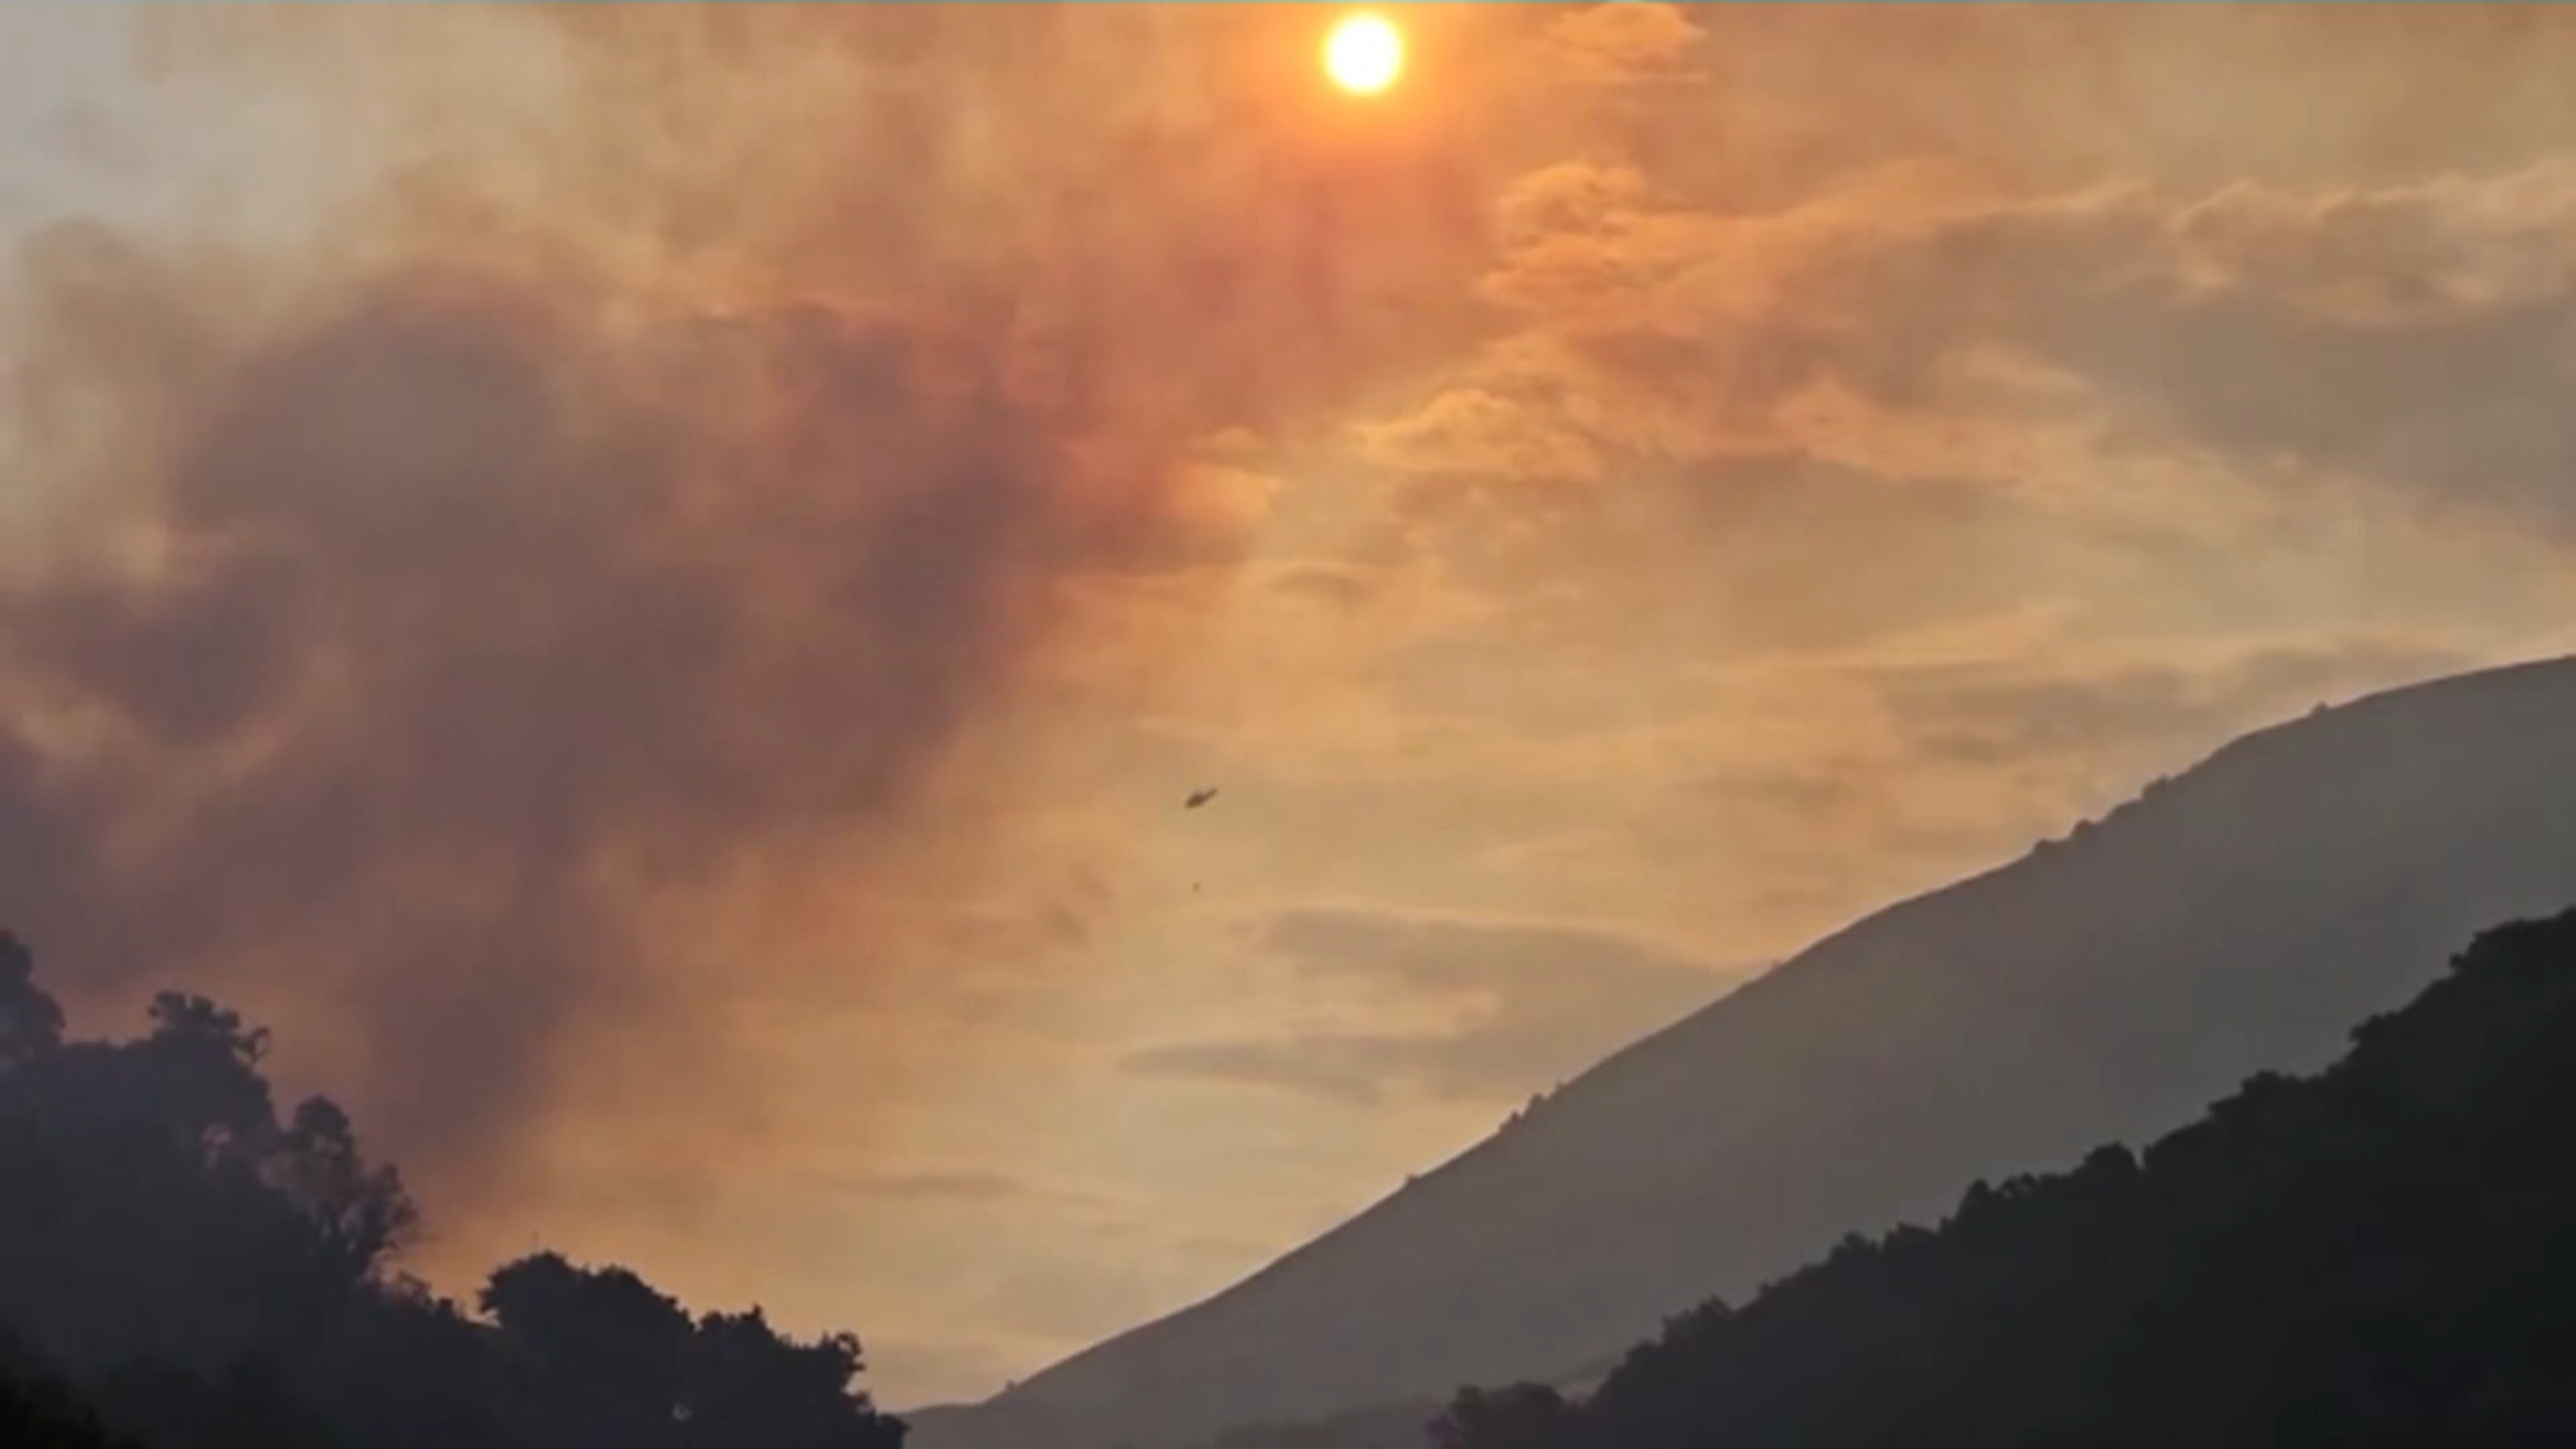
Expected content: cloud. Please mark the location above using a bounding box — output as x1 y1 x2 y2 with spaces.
1413 158 2576 538
1544 4 1709 89
867 1337 1035 1411
806 1170 1132 1220
1356 386 1606 486
0 5 1517 1224
1122 1040 1390 1108
1307 153 2576 731
1123 909 1741 1106
1870 636 2489 771
0 234 1202 1184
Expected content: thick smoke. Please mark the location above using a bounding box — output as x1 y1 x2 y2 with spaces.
0 5 1506 1222
15 0 2576 1315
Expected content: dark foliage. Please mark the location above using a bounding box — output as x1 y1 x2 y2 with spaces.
0 929 907 1449
1 1328 133 1449
1436 907 2576 1449
0 1374 129 1449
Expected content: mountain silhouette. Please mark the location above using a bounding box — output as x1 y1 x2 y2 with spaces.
1432 904 2576 1448
912 653 2576 1449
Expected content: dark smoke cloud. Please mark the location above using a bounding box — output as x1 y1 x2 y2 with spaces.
0 235 1167 1175
0 5 1526 1224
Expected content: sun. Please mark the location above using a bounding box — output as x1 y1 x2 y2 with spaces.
1323 13 1405 96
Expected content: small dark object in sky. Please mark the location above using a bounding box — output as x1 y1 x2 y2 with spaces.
1185 787 1220 810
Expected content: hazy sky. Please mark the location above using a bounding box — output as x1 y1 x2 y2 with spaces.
7 3 2576 1407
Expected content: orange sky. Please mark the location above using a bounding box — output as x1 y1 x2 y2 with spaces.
7 3 2576 1407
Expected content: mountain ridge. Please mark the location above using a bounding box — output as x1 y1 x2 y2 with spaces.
1436 903 2576 1448
916 652 2576 1449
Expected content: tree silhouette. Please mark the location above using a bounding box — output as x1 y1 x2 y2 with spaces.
0 933 906 1449
1430 1385 1571 1449
0 931 63 1071
1 1326 131 1449
483 1253 697 1448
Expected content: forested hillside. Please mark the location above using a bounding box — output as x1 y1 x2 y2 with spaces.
1436 908 2576 1449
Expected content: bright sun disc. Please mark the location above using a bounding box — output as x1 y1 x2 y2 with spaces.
1324 13 1404 95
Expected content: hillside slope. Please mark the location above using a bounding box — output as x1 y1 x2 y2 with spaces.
916 654 2576 1449
1440 905 2576 1448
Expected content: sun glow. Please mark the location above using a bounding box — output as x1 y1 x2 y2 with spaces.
1323 13 1405 96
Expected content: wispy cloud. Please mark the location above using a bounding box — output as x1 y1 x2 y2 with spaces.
1125 909 1744 1106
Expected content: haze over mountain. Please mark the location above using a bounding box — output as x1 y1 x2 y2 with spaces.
912 654 2576 1449
18 3 2576 1413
